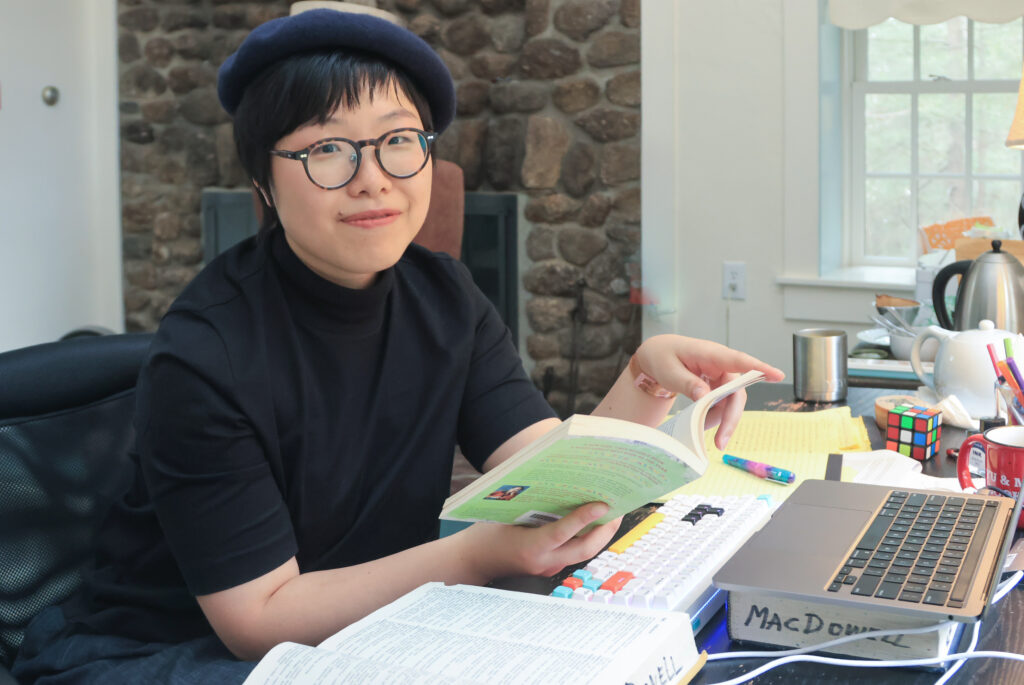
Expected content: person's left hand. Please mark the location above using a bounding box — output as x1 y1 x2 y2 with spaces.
633 335 785 449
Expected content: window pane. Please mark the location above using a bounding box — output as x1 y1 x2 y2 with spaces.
867 19 913 81
865 178 914 259
975 19 1024 80
975 92 1021 174
918 177 968 227
921 18 967 81
974 179 1022 234
919 93 965 173
866 95 911 173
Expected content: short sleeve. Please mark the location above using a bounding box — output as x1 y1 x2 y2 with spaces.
135 313 297 596
455 272 556 469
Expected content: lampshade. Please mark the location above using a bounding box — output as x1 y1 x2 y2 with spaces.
1007 63 1024 149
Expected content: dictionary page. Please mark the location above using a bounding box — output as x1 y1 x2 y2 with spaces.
244 583 697 685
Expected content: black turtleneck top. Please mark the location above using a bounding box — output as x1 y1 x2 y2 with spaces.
64 229 555 644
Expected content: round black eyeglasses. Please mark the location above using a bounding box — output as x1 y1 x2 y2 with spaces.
269 127 437 190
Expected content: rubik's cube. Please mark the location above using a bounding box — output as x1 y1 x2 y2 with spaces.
885 404 942 461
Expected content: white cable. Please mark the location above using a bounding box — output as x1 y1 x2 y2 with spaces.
932 620 980 685
705 651 1024 685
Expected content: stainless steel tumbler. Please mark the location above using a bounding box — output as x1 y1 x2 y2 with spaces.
793 329 847 402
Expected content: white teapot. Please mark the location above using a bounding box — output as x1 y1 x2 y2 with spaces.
911 320 1021 419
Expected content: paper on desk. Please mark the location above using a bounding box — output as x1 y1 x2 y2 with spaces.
843 449 983 491
662 408 872 502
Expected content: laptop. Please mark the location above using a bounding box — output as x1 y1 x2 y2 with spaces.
714 479 1024 622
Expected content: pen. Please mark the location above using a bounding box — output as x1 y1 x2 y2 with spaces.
723 454 795 485
1005 337 1015 360
986 343 1003 380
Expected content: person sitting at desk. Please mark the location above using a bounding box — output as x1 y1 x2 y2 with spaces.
11 9 783 684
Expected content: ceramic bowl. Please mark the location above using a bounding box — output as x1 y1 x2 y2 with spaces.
890 328 937 361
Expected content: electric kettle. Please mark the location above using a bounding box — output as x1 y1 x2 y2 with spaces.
931 240 1024 333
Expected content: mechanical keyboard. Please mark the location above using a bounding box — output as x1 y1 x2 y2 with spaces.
549 493 774 633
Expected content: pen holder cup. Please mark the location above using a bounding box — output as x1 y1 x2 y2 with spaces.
996 382 1024 426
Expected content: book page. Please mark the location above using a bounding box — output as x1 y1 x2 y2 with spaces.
243 584 694 685
442 435 700 526
663 408 871 502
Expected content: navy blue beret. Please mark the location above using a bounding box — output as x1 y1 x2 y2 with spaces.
217 9 456 132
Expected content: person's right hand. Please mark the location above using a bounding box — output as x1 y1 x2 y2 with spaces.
457 502 621 579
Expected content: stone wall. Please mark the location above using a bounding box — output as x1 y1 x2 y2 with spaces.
116 0 642 416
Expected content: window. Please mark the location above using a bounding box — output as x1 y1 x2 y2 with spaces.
847 17 1024 267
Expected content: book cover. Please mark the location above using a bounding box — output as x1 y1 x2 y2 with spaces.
726 591 963 664
243 583 705 685
440 370 765 527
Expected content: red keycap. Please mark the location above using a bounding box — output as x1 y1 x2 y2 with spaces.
600 571 635 593
562 576 584 590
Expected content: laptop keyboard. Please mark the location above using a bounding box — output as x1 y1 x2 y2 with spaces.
830 490 998 609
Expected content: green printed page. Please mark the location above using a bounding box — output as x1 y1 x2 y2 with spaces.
444 436 701 526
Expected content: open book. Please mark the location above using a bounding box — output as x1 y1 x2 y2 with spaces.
243 583 705 685
441 370 765 527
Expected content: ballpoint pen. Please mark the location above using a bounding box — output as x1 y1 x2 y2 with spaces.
723 454 795 485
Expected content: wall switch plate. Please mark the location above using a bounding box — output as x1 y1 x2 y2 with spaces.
722 261 746 300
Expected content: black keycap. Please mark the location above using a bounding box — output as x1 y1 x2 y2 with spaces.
852 574 882 596
829 582 842 592
879 544 900 553
907 493 927 506
851 549 871 559
933 573 956 584
843 575 856 584
846 558 866 568
873 551 894 561
930 581 952 592
875 582 902 599
868 558 890 569
884 573 907 584
905 582 926 593
923 589 948 605
899 591 923 603
863 567 884 577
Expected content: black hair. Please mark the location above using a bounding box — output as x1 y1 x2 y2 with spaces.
232 51 435 239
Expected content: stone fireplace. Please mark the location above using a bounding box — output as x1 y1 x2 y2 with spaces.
117 0 642 415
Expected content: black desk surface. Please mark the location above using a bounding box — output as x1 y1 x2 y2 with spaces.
691 383 1024 685
495 383 1024 684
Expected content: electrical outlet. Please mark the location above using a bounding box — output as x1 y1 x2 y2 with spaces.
722 261 746 300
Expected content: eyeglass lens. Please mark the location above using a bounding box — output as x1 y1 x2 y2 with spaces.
306 130 430 187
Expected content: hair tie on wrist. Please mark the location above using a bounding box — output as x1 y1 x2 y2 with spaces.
628 354 678 400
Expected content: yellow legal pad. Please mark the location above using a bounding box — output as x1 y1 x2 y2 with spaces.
660 407 872 502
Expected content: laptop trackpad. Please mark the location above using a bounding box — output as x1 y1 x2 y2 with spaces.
716 502 873 593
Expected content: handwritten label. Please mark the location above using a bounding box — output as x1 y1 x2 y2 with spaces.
626 654 684 685
729 595 957 660
742 603 912 648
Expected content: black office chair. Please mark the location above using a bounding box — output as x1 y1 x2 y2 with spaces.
0 333 152 683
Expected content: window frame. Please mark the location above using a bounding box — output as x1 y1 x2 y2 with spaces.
845 18 1024 269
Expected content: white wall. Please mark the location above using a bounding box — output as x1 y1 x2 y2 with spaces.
641 0 892 376
0 0 122 352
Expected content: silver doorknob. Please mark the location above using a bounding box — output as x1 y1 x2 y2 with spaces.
41 86 59 106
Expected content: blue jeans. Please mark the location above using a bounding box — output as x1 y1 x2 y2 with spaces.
11 607 256 684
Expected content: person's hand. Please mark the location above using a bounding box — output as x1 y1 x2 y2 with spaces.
634 334 785 449
459 502 621 579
